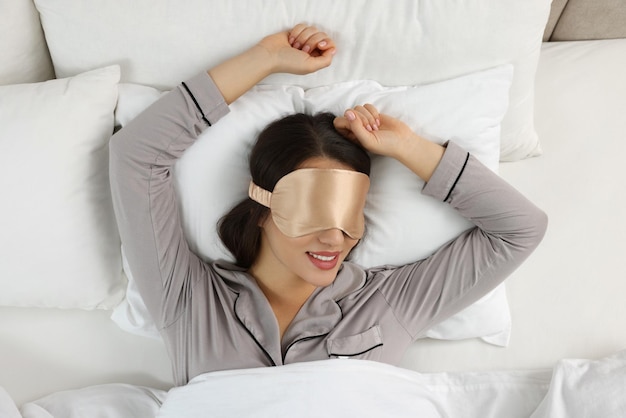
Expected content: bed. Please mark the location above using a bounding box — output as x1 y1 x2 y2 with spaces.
1 0 625 416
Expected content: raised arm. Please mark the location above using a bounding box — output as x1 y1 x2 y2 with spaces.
333 104 445 182
210 23 336 104
109 25 336 327
334 105 548 338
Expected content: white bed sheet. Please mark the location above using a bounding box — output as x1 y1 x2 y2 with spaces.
400 39 626 373
0 307 173 407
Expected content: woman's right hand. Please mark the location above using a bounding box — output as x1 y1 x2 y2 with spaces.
257 24 336 75
208 24 335 104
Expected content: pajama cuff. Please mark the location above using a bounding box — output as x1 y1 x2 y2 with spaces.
422 141 470 202
182 71 230 126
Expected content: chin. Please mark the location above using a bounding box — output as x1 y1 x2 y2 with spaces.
304 267 341 288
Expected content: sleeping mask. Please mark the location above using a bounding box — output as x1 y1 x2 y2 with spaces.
248 168 370 239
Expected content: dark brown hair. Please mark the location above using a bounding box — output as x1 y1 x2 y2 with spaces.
218 112 371 268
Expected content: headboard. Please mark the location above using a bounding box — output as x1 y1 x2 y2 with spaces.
544 0 626 41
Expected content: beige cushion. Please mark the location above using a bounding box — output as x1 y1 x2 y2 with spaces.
545 0 626 41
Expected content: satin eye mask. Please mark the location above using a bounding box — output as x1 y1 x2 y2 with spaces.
248 168 370 239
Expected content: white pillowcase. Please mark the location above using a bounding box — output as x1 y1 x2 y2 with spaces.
0 66 126 309
530 349 626 418
0 387 21 418
19 384 166 418
34 0 550 161
112 65 513 346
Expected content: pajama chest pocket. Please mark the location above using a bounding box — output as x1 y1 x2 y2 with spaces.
327 325 383 360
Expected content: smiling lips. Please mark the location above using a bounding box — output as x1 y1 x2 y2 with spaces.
307 251 341 270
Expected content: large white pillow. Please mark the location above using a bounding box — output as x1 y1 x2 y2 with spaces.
112 65 514 346
34 0 550 161
19 384 166 418
0 0 54 85
530 349 626 418
0 386 21 418
0 66 126 309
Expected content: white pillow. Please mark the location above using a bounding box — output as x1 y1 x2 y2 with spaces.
19 384 166 418
34 0 551 161
0 387 21 418
112 65 513 346
0 66 126 309
0 0 54 85
530 349 626 418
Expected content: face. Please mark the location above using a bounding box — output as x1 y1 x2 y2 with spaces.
253 157 362 288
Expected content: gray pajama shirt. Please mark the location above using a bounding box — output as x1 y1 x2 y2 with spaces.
109 72 548 386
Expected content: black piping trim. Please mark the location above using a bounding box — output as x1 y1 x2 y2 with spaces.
283 297 345 362
444 152 470 202
181 82 211 126
329 343 383 358
233 294 276 367
282 333 329 363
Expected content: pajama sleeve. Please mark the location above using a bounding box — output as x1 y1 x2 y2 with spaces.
109 72 229 328
372 141 548 339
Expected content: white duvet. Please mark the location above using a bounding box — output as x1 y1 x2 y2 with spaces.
6 350 625 418
158 361 550 418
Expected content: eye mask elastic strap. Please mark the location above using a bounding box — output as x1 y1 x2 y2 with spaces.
248 182 272 207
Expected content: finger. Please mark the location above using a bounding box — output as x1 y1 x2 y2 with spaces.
344 110 373 141
292 26 320 50
332 116 359 142
302 45 335 72
316 36 335 51
288 23 309 45
289 24 336 59
363 104 381 128
319 45 337 59
313 32 336 57
333 116 350 133
353 106 378 132
300 32 329 54
333 116 350 132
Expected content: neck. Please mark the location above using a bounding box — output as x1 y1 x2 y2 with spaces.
248 261 316 309
248 261 316 340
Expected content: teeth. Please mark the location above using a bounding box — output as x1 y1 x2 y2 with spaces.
309 253 336 261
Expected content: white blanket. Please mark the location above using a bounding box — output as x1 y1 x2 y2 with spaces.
159 350 626 418
0 386 21 418
158 360 551 418
12 350 625 417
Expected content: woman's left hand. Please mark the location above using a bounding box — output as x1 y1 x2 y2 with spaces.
334 104 446 182
333 104 416 159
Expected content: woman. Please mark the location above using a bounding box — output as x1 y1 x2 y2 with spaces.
109 24 547 386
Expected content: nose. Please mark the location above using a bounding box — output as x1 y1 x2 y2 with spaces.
317 228 345 246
